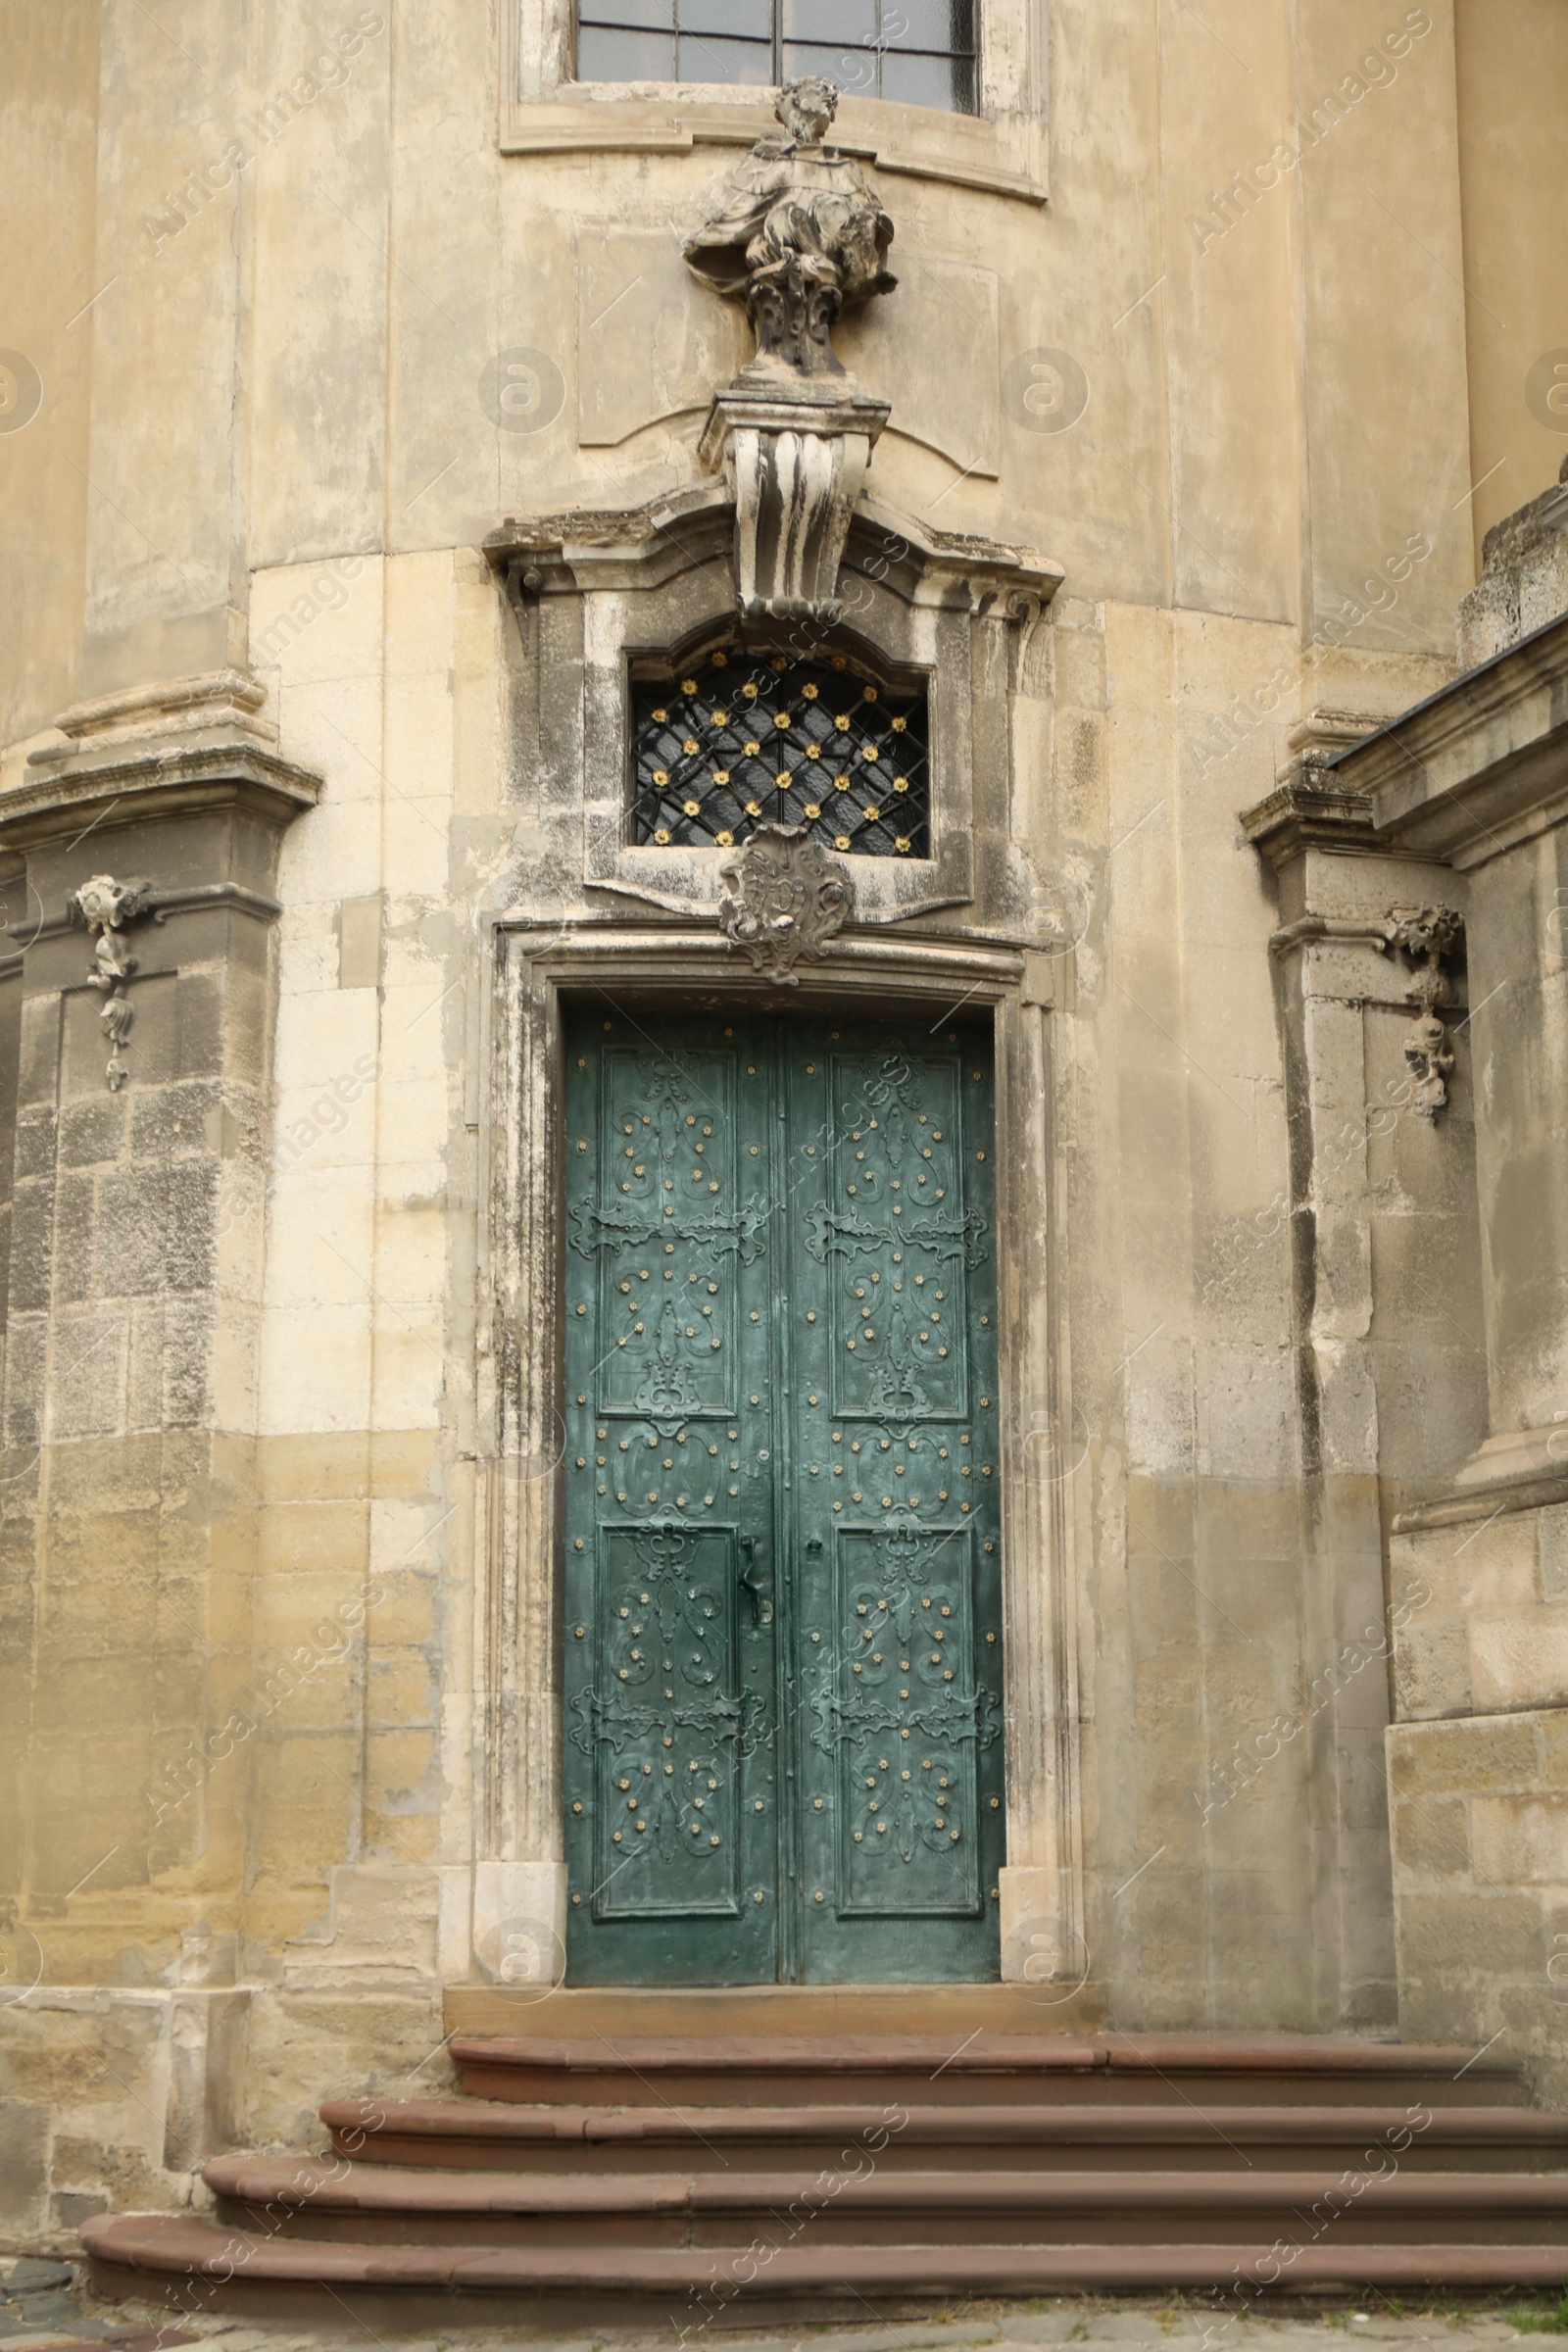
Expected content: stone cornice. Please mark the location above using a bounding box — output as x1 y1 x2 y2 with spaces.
1328 607 1568 870
1239 779 1387 869
483 485 1064 618
10 880 285 948
0 738 322 852
1267 911 1407 956
1394 1467 1568 1533
47 667 272 748
851 496 1064 616
1392 1421 1568 1531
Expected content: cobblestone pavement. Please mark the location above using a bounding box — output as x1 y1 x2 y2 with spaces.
4 2261 1566 2352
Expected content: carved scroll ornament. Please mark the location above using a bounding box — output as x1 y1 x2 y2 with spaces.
71 873 153 1091
1379 905 1464 1122
717 822 851 984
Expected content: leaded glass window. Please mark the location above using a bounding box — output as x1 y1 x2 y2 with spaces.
576 2 977 115
630 645 930 858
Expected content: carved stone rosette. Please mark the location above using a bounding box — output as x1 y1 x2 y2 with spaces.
71 872 153 1090
1379 905 1465 1122
717 823 851 984
685 77 897 624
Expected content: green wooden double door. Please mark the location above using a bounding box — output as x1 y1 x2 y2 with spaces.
562 1008 1004 1983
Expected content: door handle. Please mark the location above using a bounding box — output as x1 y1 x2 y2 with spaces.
738 1535 774 1626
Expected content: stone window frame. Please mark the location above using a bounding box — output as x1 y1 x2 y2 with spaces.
602 512 978 922
487 483 1063 928
502 0 1049 204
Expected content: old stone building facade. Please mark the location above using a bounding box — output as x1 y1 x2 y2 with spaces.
1 0 1566 2278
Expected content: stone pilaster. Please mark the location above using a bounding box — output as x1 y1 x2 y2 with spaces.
1326 485 1568 2100
1342 608 1568 1489
1240 721 1486 2022
0 674 318 1981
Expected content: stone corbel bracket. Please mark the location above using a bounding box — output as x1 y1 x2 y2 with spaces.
698 385 890 627
70 874 155 1091
1377 905 1465 1121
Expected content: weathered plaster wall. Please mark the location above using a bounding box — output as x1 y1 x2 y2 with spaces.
0 3 96 747
1451 0 1568 563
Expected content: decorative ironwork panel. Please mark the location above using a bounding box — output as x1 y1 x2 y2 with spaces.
579 1523 747 1918
808 1046 982 1423
573 1044 764 1429
813 1526 998 1915
563 1010 1002 1984
630 646 929 859
789 1027 1003 1976
564 1017 779 1984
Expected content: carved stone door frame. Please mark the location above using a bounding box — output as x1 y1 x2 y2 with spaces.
473 915 1084 1989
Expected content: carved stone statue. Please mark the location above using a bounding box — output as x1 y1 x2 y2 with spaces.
685 80 897 621
684 78 896 384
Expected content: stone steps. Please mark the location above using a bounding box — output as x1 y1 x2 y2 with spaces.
204 2154 1568 2248
319 2094 1567 2173
446 2032 1530 2110
76 2214 1568 2318
79 2028 1568 2320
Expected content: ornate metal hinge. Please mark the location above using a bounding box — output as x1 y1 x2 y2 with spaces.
567 1195 770 1264
806 1201 990 1269
569 1683 750 1756
808 1673 1001 1759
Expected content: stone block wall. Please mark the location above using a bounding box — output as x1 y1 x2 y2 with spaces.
0 1980 446 2256
1388 1512 1568 2103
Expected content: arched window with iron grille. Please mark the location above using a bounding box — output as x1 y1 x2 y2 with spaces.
628 640 931 858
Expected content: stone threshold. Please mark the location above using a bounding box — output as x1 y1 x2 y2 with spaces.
443 1984 1110 2039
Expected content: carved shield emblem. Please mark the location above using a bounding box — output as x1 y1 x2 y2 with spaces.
717 822 851 983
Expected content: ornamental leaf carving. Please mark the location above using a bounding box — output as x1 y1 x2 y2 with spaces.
1378 904 1465 1122
70 873 154 1091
